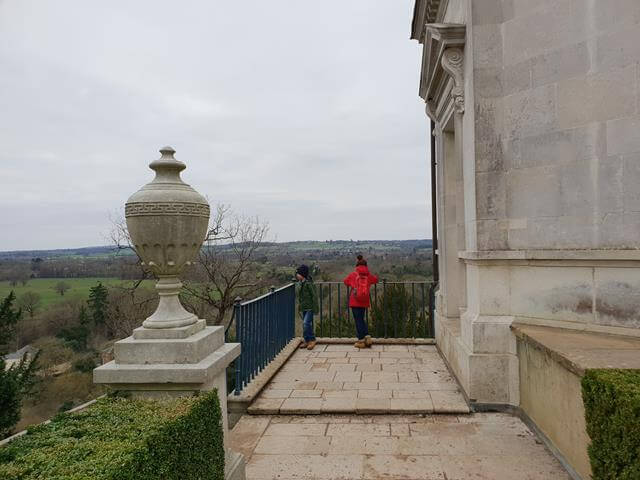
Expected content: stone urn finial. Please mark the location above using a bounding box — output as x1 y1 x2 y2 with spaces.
125 146 210 329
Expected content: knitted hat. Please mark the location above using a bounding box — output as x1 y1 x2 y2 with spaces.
296 264 310 278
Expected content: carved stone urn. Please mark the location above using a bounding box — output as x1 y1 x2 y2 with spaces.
125 146 209 329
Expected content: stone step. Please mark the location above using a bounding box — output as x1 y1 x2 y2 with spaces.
248 394 469 415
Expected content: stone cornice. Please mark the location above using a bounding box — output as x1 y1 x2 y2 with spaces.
418 23 466 121
410 0 443 42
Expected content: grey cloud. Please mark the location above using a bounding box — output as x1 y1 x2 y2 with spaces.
0 0 430 250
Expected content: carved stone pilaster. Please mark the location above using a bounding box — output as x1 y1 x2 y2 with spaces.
441 48 465 114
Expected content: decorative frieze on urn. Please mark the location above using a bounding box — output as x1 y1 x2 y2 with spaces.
125 146 210 329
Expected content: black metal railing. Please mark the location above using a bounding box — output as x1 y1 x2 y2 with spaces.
230 283 295 395
312 280 435 339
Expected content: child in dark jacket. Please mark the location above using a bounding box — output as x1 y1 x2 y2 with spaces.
296 264 318 350
343 255 379 348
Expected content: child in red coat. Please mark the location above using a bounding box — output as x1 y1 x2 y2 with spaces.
343 255 379 348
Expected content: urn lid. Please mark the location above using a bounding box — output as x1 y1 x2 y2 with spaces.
149 146 186 178
125 146 209 207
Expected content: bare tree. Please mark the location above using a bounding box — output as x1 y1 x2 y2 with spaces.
53 281 70 297
181 204 270 327
107 204 269 330
103 288 157 340
18 291 41 318
108 212 153 287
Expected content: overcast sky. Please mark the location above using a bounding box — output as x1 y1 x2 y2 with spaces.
0 0 430 251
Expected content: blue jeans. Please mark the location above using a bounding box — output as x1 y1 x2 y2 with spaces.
302 310 316 342
351 307 368 340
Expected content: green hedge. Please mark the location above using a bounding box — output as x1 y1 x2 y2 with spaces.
582 369 640 480
0 391 225 480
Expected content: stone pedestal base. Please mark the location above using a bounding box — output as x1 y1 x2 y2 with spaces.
94 322 244 479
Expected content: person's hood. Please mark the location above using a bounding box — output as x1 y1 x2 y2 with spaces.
355 265 370 275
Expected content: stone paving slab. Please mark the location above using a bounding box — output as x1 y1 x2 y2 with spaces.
231 413 571 480
248 343 469 415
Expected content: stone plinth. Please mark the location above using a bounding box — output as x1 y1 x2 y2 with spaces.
94 323 244 480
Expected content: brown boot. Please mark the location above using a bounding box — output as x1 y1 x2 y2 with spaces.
364 335 373 348
354 340 366 349
299 341 308 349
306 340 317 350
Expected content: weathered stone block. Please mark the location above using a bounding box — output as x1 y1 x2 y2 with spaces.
507 165 561 218
473 24 503 68
513 122 606 171
502 59 532 95
476 172 506 219
465 265 510 316
623 153 640 212
559 161 597 217
476 219 508 251
462 312 516 355
531 41 590 87
623 212 640 247
595 267 640 329
557 65 636 129
510 266 594 323
503 84 557 139
468 354 513 403
472 0 505 25
504 1 588 65
593 0 640 33
607 116 640 156
511 0 557 17
599 155 625 214
595 25 640 72
474 67 503 98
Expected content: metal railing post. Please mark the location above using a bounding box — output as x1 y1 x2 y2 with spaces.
233 297 242 395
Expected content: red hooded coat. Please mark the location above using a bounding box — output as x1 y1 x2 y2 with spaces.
343 265 379 308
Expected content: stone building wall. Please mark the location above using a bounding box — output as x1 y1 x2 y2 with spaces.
412 0 640 407
469 0 640 332
473 0 640 251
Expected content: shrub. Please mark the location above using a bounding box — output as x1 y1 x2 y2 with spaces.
582 369 640 480
72 356 96 373
0 391 225 480
369 283 429 338
57 324 90 352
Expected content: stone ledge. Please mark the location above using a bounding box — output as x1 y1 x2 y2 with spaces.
511 323 640 377
459 249 640 263
94 342 240 385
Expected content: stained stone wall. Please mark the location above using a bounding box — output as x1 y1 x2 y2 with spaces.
472 0 640 250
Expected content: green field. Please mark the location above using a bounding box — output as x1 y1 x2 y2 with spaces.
0 278 155 307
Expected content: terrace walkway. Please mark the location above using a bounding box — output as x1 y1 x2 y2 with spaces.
229 342 572 479
247 343 469 414
231 413 571 480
